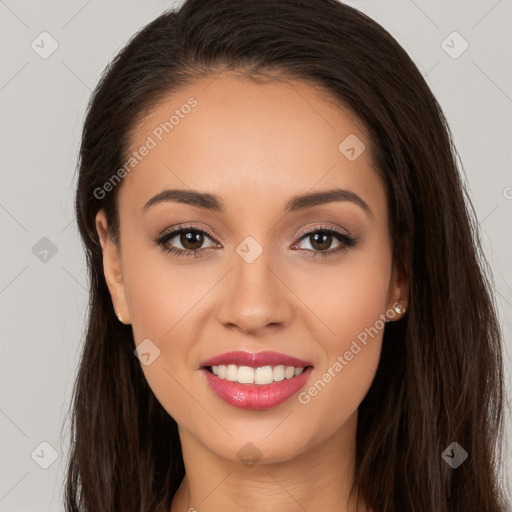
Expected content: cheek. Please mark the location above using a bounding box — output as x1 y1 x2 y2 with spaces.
292 245 391 422
122 236 202 344
120 234 234 413
297 337 382 444
294 243 392 350
121 245 204 418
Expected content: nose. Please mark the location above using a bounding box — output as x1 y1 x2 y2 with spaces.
216 247 293 336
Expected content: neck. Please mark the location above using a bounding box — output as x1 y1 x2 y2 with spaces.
170 412 369 512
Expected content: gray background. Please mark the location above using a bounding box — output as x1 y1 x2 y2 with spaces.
1 0 511 509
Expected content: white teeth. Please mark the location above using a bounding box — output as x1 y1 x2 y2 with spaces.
226 364 238 381
273 365 285 381
209 364 307 384
254 366 273 385
238 366 254 384
284 366 295 379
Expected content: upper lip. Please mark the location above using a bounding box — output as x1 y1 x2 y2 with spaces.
199 350 313 369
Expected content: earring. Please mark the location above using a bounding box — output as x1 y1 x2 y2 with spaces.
116 310 125 324
394 303 407 314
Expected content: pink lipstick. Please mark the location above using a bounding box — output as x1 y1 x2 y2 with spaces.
199 350 314 410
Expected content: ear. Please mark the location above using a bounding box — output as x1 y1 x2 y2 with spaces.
95 209 131 325
386 258 409 321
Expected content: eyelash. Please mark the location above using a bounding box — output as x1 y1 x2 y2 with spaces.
154 224 358 260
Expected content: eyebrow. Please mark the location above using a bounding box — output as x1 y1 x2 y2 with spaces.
143 187 372 217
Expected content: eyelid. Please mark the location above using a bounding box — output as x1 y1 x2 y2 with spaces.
295 223 352 239
159 223 219 242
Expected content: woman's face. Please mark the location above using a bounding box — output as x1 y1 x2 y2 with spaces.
96 73 407 465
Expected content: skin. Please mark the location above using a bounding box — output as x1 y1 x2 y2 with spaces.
96 73 408 512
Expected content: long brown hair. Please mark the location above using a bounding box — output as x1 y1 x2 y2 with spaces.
64 1 509 510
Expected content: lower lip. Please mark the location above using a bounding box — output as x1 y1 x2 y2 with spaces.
200 366 314 410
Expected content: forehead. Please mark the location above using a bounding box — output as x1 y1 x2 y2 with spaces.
119 73 385 218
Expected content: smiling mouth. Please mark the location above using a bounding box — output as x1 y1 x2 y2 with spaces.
203 364 314 385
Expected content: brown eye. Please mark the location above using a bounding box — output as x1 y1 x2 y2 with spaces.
308 231 334 251
179 230 205 250
155 226 219 258
292 226 357 258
